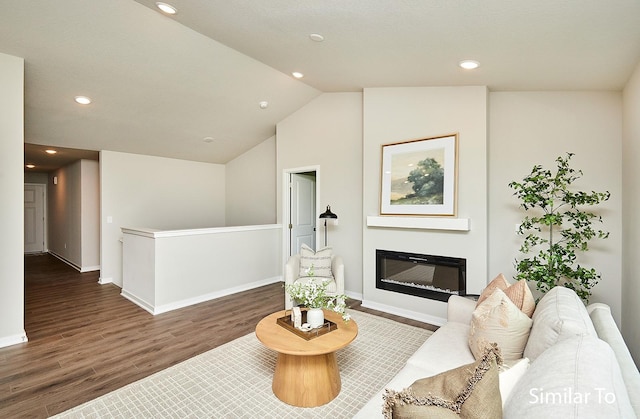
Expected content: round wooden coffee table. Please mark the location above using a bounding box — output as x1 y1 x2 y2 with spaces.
255 309 358 407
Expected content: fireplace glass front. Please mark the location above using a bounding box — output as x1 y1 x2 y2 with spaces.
376 249 466 302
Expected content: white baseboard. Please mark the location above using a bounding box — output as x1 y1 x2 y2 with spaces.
120 290 155 315
98 276 113 285
0 331 28 349
48 251 81 271
49 252 100 273
345 290 363 301
360 299 447 327
81 265 100 273
122 276 284 316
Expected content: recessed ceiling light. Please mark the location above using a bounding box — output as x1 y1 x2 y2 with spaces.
259 101 269 109
26 164 35 169
459 60 480 70
45 149 57 154
74 96 91 105
309 33 324 42
156 2 177 14
292 72 304 79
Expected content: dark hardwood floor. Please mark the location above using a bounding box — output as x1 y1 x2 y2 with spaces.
0 254 435 418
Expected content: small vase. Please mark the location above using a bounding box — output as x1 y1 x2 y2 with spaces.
306 308 325 328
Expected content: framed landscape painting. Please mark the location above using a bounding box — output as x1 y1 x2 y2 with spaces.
380 133 458 216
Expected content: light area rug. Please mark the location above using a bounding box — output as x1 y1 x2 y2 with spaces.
53 310 433 418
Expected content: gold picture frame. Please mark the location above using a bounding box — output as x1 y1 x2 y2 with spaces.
380 133 458 216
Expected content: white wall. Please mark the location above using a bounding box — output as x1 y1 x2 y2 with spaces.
226 136 277 226
623 62 640 364
48 159 100 271
121 225 281 314
49 161 82 266
489 92 623 322
81 160 100 270
24 172 48 184
362 87 489 325
276 93 364 297
0 52 26 348
100 150 226 287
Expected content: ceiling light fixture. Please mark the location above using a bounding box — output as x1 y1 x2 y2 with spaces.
203 137 214 143
155 2 177 14
26 164 35 169
74 96 92 105
259 101 269 109
45 149 57 154
309 33 324 42
292 71 304 79
459 60 480 70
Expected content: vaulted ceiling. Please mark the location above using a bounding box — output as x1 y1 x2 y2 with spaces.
2 0 639 169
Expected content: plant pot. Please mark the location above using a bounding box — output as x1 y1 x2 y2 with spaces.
306 308 324 328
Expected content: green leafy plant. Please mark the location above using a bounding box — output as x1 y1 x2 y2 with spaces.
285 278 351 321
508 153 610 303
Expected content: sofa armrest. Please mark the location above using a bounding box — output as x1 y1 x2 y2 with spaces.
447 295 477 325
331 255 345 295
588 303 640 417
284 255 300 309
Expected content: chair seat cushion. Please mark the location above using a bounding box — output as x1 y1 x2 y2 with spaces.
293 276 338 294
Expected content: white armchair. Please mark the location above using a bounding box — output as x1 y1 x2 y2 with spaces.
284 254 345 309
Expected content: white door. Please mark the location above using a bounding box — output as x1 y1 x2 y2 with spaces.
290 173 316 255
24 184 45 253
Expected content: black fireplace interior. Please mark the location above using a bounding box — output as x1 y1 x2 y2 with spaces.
376 249 466 302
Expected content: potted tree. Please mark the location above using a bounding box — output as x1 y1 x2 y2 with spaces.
508 153 610 303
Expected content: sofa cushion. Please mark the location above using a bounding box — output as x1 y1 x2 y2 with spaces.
468 289 533 361
406 322 475 374
524 286 596 361
382 346 502 418
298 244 333 278
503 335 634 419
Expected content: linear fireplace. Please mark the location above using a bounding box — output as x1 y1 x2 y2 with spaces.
376 249 466 302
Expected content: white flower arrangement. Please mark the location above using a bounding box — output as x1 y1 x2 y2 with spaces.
285 278 351 321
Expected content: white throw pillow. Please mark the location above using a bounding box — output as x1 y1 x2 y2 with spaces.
499 357 530 407
469 288 533 361
298 244 333 278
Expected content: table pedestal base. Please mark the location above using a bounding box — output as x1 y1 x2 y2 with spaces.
272 352 341 407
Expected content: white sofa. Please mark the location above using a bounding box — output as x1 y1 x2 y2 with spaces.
355 286 640 418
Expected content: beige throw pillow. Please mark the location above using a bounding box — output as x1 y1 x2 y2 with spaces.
476 273 510 306
469 289 533 361
503 280 535 318
477 274 535 318
382 346 503 419
298 244 333 278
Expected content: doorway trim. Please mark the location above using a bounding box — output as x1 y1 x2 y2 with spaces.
282 165 321 266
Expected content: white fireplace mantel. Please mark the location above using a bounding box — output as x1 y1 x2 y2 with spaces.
366 216 470 231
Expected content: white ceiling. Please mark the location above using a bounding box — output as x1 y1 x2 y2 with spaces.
3 1 640 169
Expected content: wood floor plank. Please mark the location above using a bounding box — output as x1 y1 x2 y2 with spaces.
0 253 435 418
